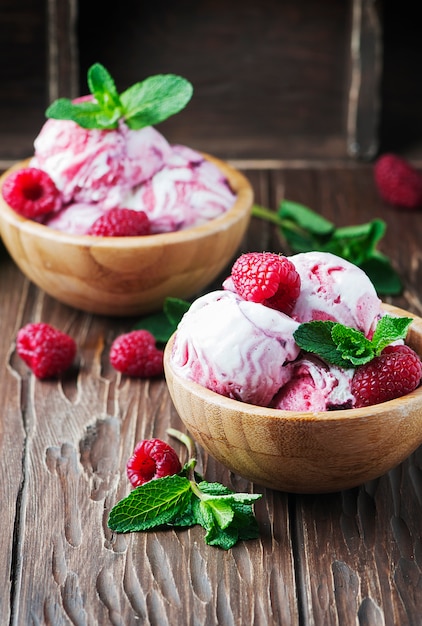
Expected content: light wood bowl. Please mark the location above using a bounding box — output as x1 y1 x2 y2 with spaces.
0 156 253 316
164 304 422 493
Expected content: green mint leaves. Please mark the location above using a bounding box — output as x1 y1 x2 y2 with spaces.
252 200 402 296
108 430 261 550
46 63 193 130
293 314 413 368
133 297 191 343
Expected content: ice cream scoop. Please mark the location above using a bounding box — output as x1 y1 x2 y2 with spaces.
290 251 382 336
171 289 300 406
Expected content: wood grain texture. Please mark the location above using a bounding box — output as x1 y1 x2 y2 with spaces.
1 163 422 624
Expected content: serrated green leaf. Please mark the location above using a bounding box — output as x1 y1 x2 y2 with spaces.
293 321 347 366
371 314 413 354
121 74 193 129
108 475 193 533
331 324 374 366
87 63 121 111
200 499 235 530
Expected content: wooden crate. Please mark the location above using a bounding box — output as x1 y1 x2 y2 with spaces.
1 0 418 167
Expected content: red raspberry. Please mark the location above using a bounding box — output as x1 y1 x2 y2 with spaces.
231 252 301 315
2 167 62 218
110 330 164 377
126 438 182 487
16 323 76 379
352 344 422 408
374 153 422 209
87 208 151 236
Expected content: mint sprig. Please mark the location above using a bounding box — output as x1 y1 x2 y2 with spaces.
133 296 191 343
108 429 262 550
251 200 402 296
293 314 413 368
46 63 193 130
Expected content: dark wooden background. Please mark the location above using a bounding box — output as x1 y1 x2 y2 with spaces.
1 0 422 164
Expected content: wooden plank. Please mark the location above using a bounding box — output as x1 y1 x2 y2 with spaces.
273 166 422 625
2 164 422 623
46 0 79 101
347 0 383 160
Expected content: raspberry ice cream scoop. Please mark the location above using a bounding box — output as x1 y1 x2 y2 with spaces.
30 119 172 209
171 290 300 406
123 145 236 233
290 251 382 336
271 355 354 412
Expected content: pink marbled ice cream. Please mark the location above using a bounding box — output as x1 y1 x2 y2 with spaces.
29 119 236 235
290 251 381 336
171 251 384 412
171 289 300 406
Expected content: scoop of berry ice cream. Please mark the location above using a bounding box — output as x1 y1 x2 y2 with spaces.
290 251 382 337
123 145 236 233
30 118 171 208
271 355 354 411
171 289 300 406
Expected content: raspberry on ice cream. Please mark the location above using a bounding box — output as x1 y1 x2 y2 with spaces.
171 289 300 406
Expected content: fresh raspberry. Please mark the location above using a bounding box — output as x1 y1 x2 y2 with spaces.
16 323 76 379
2 167 62 218
231 252 301 315
110 330 164 377
374 153 422 209
352 344 422 408
126 438 182 487
87 208 151 236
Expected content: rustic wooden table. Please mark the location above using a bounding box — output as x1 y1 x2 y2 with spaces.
1 163 422 626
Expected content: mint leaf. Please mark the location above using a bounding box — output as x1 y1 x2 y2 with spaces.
294 315 414 368
46 64 192 131
252 201 403 296
120 74 193 130
330 324 374 366
87 63 121 111
371 314 412 354
293 320 351 367
108 474 193 532
133 297 191 343
164 297 191 326
279 200 334 236
359 255 402 296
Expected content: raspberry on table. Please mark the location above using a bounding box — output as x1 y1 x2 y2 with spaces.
16 322 77 379
126 438 182 487
374 153 422 210
352 344 422 408
231 251 301 315
110 329 164 377
2 167 62 218
87 208 151 236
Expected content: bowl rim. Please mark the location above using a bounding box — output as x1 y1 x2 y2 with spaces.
0 153 254 248
164 302 422 423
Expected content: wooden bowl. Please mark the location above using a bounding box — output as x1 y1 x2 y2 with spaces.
164 304 422 493
0 156 253 316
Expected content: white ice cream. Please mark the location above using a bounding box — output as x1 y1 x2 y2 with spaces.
171 290 301 406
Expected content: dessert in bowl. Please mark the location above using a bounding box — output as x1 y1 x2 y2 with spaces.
0 65 253 316
0 156 252 316
164 251 422 493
